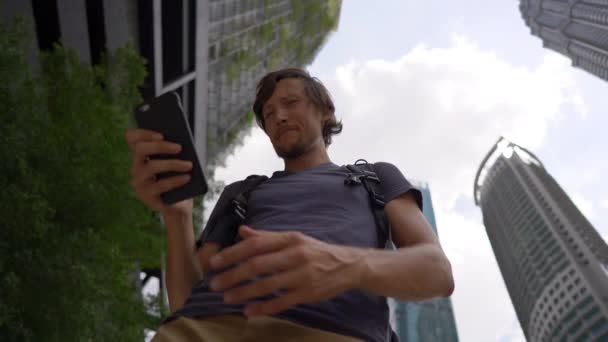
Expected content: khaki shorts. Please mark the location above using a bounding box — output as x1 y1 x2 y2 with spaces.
151 314 364 342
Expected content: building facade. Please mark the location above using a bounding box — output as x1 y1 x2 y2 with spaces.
519 0 608 81
2 0 341 165
474 137 608 341
389 183 460 342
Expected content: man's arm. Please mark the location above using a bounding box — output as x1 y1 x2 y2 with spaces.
356 191 455 301
125 128 205 312
163 212 204 313
205 194 455 317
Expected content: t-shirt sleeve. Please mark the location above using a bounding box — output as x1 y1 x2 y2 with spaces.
374 162 423 211
195 180 243 249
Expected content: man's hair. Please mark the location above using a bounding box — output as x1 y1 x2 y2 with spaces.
252 68 342 147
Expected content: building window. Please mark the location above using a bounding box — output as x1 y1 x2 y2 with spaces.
583 307 600 322
31 0 61 51
86 0 107 65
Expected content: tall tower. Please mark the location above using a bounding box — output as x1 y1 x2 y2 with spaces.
389 182 460 342
474 137 608 341
519 0 608 81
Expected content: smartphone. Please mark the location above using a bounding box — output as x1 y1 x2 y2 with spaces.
134 91 208 204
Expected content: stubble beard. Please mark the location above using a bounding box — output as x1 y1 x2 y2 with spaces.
274 139 311 159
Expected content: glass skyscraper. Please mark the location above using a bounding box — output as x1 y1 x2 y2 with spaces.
519 0 608 81
474 137 608 341
388 182 460 342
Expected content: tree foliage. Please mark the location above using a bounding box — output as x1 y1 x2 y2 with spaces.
0 17 164 341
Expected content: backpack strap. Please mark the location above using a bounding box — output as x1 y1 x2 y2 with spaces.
345 160 399 342
198 174 268 248
344 159 393 249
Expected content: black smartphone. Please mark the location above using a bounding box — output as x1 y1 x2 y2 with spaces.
134 91 208 205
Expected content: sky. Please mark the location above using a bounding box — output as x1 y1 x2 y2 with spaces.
198 1 608 341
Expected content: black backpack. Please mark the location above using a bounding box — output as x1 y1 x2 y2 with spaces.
196 159 399 342
197 159 393 249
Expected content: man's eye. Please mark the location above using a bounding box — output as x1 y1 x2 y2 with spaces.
264 112 274 118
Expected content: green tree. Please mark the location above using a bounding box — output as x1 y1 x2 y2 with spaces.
0 18 164 341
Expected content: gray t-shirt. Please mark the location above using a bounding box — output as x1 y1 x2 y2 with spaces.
167 162 421 342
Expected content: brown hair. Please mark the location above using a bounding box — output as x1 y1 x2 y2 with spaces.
252 68 342 146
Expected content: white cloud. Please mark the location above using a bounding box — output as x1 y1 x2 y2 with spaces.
316 36 583 209
570 193 595 220
208 36 584 341
601 199 608 209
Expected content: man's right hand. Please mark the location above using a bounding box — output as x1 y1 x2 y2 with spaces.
125 128 194 219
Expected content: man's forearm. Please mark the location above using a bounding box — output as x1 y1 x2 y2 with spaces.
163 213 202 312
353 243 454 301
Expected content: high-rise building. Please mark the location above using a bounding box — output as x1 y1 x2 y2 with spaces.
388 182 460 342
474 137 608 341
519 0 608 81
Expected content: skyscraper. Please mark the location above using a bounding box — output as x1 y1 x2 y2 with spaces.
474 137 608 341
519 0 608 81
389 182 460 342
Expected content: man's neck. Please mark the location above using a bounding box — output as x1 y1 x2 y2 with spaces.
283 145 331 172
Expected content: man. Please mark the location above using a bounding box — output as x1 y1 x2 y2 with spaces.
126 68 454 342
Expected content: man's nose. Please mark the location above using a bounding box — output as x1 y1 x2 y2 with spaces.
275 107 288 122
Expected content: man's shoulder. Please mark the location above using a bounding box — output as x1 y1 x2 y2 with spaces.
343 161 401 176
370 161 399 172
221 175 269 196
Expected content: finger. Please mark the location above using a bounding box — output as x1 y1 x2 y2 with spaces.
125 129 163 151
210 249 295 292
131 141 182 168
244 288 307 317
239 225 261 238
133 140 182 158
198 242 221 274
209 230 297 270
135 189 165 211
131 159 193 188
146 174 191 196
223 269 301 304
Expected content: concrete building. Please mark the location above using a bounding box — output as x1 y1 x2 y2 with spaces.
474 137 608 341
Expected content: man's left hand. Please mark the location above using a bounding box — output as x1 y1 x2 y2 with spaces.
208 225 366 317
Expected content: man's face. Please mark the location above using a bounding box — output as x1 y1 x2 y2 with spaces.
261 78 328 159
